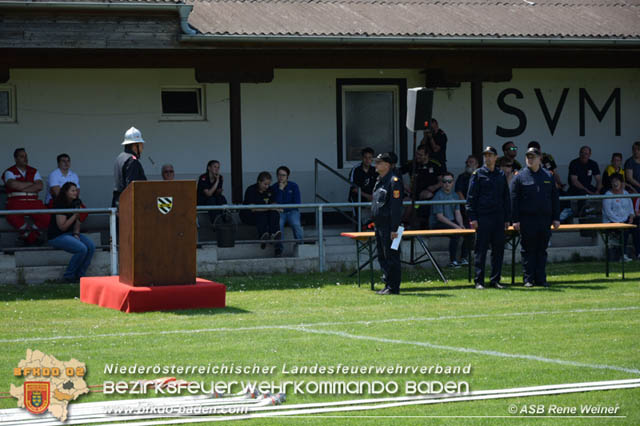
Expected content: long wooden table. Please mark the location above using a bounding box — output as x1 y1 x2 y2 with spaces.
341 223 636 290
341 229 476 289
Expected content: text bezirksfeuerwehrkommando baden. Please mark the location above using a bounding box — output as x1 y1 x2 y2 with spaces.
104 363 472 376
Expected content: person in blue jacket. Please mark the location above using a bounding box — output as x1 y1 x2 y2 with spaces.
271 165 304 243
511 147 560 288
466 146 511 289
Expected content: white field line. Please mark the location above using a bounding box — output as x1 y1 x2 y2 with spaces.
73 382 640 426
2 379 639 426
1 306 637 343
286 326 640 375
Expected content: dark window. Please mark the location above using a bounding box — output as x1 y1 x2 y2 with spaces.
161 89 200 114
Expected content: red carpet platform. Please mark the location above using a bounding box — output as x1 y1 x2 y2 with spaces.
80 276 226 313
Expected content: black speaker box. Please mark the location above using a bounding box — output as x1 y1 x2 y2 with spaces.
406 88 434 132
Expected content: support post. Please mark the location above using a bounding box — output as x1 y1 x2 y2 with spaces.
109 208 118 275
471 81 483 158
229 81 243 204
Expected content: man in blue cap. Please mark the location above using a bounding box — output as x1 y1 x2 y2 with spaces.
466 146 511 289
511 147 560 287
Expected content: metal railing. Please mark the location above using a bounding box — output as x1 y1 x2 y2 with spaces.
1 192 639 276
314 158 363 230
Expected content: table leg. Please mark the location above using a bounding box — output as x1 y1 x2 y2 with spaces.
368 238 375 291
621 229 625 280
468 240 472 283
356 239 361 287
604 232 609 278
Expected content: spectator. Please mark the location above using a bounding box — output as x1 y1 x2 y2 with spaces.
498 141 522 171
422 118 448 171
241 172 282 256
400 144 443 226
2 148 50 244
568 145 602 197
47 182 95 281
602 153 632 193
46 153 80 206
161 164 175 181
455 155 478 200
602 173 638 261
498 157 517 186
349 147 377 202
429 172 465 267
271 165 303 243
197 160 228 225
624 141 640 192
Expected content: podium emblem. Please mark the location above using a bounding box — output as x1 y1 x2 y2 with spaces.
157 197 173 214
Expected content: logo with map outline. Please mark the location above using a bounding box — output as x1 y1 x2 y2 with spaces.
11 349 89 421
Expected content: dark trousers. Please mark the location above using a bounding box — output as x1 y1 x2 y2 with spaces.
520 217 552 285
201 194 228 224
431 222 459 262
474 215 505 285
255 210 280 238
375 225 401 292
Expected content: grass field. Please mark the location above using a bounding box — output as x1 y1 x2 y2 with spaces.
1 261 639 425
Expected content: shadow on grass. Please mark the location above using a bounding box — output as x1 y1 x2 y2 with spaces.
0 283 79 302
168 306 251 316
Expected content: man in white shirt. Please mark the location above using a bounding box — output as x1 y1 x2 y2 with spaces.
46 153 80 205
2 148 50 244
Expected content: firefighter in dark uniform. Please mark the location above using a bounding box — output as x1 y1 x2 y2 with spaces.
466 146 511 289
510 147 560 287
112 126 147 208
372 152 404 295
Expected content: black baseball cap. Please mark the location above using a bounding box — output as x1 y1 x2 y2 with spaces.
525 147 541 157
482 146 498 155
376 152 397 164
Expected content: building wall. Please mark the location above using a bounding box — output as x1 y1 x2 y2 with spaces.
0 67 638 209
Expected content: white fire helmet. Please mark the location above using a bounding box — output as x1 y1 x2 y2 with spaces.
122 126 145 145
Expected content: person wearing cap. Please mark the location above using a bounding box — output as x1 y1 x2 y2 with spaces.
112 126 147 208
466 146 511 289
2 148 50 244
372 152 404 295
510 147 560 288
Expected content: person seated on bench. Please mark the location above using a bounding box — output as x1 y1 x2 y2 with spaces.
46 153 80 205
602 173 638 261
47 182 95 282
197 160 228 225
240 171 283 256
2 148 50 245
429 172 465 268
399 144 443 227
271 165 304 243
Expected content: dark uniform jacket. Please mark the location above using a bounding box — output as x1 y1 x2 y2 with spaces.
400 158 443 196
372 172 404 231
466 165 511 222
510 167 560 223
112 151 147 207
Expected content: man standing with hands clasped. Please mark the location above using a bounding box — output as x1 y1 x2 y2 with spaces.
466 146 511 289
372 153 404 295
511 147 560 288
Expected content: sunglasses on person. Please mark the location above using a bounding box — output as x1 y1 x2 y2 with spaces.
163 170 174 174
508 146 518 151
442 179 454 184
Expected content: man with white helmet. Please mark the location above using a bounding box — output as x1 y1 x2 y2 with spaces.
111 126 147 208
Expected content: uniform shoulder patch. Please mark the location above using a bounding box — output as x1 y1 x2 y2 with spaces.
393 189 400 199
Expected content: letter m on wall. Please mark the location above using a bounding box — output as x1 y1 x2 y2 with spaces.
579 88 621 136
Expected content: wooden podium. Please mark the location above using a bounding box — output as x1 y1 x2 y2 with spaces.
119 180 197 286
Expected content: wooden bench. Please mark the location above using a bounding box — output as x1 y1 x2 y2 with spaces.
342 223 636 290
